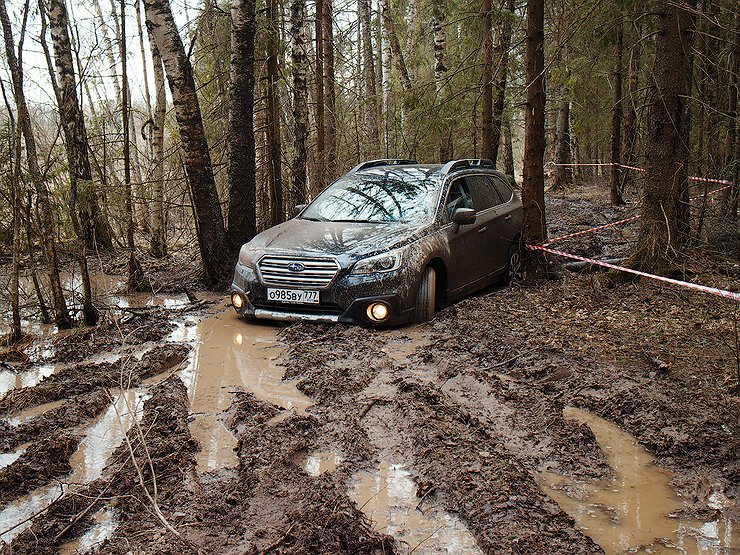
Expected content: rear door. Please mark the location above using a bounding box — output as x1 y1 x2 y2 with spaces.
465 174 509 276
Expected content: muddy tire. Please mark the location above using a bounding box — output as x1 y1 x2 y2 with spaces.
505 241 523 285
414 266 436 323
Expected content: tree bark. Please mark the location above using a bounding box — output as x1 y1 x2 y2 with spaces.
522 0 547 253
322 0 337 182
630 0 696 274
380 0 411 91
46 0 113 251
1 0 72 329
227 0 257 256
149 34 167 258
553 97 571 190
502 114 515 180
314 0 325 191
290 0 309 205
481 0 493 161
491 0 514 166
360 0 380 152
725 2 739 218
433 0 451 161
266 0 284 224
621 17 641 196
143 0 230 286
610 18 625 205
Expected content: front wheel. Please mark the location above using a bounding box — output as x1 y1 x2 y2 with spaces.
413 266 436 323
505 241 523 285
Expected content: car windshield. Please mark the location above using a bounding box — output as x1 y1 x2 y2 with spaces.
301 168 440 224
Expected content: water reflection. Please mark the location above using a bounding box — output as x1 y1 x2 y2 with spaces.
539 407 739 554
183 314 312 473
350 461 483 554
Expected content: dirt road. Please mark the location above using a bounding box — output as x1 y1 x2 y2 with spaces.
0 189 738 554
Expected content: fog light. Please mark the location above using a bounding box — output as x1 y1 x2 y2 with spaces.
231 292 244 309
367 302 390 322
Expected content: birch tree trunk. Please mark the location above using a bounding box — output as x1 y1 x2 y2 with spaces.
47 0 113 251
314 0 325 190
144 0 230 286
290 0 309 205
553 97 571 190
149 33 167 257
0 0 72 329
629 0 696 274
360 0 380 152
227 0 258 254
380 0 411 91
433 0 451 161
522 0 547 255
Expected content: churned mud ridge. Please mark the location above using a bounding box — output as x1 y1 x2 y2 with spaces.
0 344 190 416
185 391 393 554
0 431 79 508
0 390 110 452
430 275 740 505
3 375 198 555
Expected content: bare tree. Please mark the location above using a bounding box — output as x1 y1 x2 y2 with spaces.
148 12 167 258
227 0 258 255
322 0 337 181
266 0 284 224
360 0 380 152
46 0 113 251
481 0 493 161
0 0 72 329
290 0 309 206
491 0 514 166
143 0 230 285
522 0 547 255
629 0 697 274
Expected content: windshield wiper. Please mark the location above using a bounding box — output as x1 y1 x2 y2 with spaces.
328 219 386 223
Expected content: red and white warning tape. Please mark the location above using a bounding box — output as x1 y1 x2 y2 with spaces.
553 162 734 187
689 184 732 200
527 243 740 302
545 214 642 246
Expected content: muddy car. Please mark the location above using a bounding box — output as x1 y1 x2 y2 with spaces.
230 159 523 326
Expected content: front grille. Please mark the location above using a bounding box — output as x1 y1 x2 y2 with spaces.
257 255 340 288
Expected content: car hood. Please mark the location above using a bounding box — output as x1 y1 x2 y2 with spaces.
248 219 427 262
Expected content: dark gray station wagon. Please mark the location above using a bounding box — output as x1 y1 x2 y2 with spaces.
230 159 523 326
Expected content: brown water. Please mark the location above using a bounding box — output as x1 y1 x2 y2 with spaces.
58 507 117 554
294 450 344 477
180 313 312 473
350 461 483 554
539 407 739 554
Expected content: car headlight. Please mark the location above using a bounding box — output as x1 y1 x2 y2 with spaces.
238 244 260 269
351 250 403 275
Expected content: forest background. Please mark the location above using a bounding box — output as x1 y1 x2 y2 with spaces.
0 0 738 340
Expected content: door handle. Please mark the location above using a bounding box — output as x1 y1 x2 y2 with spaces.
477 226 487 234
504 214 512 221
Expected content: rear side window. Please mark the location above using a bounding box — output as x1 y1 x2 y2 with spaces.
467 175 503 210
489 176 513 203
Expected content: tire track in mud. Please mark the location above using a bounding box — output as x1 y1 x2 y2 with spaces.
281 323 603 554
2 375 198 555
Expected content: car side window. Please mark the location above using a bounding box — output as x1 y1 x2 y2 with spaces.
489 176 513 203
445 179 475 220
467 175 503 211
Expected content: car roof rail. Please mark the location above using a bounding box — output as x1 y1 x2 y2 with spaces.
349 159 418 173
440 159 496 176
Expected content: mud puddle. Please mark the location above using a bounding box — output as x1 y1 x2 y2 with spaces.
294 450 344 477
59 507 116 555
0 389 146 542
350 461 483 554
0 365 56 398
539 407 738 554
181 313 312 473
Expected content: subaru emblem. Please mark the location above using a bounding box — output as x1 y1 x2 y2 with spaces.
288 262 305 272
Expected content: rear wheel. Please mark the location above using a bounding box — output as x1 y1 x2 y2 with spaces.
505 241 523 285
413 266 436 323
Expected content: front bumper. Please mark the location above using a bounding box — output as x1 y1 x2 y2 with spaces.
230 262 416 326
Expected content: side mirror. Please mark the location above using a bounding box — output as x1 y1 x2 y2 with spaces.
452 208 477 226
293 204 307 217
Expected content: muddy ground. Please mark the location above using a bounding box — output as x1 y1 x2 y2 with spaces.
0 182 738 554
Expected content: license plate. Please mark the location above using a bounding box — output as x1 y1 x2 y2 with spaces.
266 288 320 304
